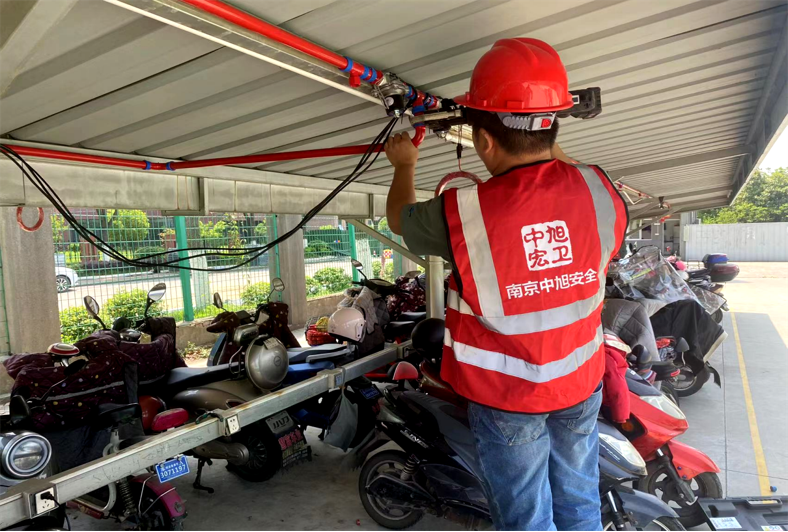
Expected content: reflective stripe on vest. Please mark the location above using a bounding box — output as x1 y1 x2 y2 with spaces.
445 325 603 383
449 164 618 337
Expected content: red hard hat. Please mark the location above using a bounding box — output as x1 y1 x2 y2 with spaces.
454 38 573 113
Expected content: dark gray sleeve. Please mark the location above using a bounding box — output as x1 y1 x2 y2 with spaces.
399 197 450 261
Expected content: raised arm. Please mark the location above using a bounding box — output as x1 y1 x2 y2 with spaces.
385 132 419 235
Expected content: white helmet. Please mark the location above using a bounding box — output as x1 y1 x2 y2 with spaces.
328 307 365 342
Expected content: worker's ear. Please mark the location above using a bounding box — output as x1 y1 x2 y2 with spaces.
473 127 495 158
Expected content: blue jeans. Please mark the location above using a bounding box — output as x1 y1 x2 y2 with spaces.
468 386 602 531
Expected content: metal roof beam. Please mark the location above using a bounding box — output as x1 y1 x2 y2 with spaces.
0 0 79 96
731 12 788 201
607 145 751 179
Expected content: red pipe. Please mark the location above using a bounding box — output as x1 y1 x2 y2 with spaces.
5 132 425 172
169 144 381 170
181 0 382 85
7 146 151 170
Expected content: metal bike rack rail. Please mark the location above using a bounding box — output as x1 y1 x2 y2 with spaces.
0 342 408 528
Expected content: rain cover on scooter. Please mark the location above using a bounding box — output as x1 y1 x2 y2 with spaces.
608 247 724 313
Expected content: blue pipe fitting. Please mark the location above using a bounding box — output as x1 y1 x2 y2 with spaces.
361 65 371 81
412 105 426 115
412 122 425 129
367 69 378 83
340 57 354 73
166 162 174 171
143 161 152 170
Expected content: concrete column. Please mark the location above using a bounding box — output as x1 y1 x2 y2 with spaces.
0 207 60 352
269 215 307 328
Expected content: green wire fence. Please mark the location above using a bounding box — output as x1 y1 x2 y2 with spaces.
53 210 275 343
52 210 418 342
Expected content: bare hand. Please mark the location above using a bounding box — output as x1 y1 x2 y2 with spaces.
384 132 419 168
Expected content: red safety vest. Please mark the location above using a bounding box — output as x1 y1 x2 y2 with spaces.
441 160 628 413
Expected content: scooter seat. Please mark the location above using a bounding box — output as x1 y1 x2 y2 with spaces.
166 363 237 394
386 321 416 339
399 311 427 323
287 344 351 364
283 361 335 385
95 403 141 429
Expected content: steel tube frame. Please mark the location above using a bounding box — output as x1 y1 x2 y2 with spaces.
345 220 427 268
0 343 407 528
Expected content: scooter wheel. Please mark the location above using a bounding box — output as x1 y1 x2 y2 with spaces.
227 421 282 482
674 365 710 397
640 465 722 529
661 381 680 407
359 450 424 529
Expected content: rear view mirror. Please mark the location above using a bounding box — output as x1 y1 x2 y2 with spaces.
213 292 224 309
144 283 166 319
675 338 690 353
271 278 285 292
84 296 100 318
351 259 364 271
83 295 107 329
148 283 166 302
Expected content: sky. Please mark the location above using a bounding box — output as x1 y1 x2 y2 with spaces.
759 126 787 170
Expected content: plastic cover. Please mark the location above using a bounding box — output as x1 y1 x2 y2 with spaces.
609 247 724 314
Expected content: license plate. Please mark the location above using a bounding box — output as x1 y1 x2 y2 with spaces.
358 386 381 400
155 456 190 483
265 411 295 434
710 517 743 530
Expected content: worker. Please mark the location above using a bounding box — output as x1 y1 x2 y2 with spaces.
384 38 628 531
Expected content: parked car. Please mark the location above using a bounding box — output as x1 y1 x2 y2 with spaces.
55 266 79 293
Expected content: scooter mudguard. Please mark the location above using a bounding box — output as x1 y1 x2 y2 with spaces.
207 332 226 367
616 485 680 528
131 474 186 519
668 439 720 479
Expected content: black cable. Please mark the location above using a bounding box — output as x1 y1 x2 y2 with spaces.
0 116 398 272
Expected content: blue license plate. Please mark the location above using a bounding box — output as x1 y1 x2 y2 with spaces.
155 456 190 483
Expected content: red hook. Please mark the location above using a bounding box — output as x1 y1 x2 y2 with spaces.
17 206 45 232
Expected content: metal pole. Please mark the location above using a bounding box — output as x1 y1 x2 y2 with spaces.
427 255 445 319
348 223 358 282
173 216 194 321
273 215 282 301
346 219 426 268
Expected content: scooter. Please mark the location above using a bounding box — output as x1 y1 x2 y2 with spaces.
0 396 65 530
615 368 723 528
354 361 684 531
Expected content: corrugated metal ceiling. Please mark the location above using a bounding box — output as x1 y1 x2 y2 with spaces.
1 0 786 216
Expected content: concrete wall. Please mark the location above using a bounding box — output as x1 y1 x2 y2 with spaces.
306 294 344 319
684 222 788 262
0 207 61 352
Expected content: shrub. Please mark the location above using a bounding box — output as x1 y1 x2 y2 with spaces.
304 240 334 257
254 221 268 238
240 281 271 307
51 215 68 244
68 242 80 253
105 289 163 322
106 210 150 248
60 307 101 343
307 267 352 298
372 261 395 282
135 246 166 259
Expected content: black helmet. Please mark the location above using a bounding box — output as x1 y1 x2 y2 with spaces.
411 318 445 361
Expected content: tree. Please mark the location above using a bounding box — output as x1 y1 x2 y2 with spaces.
106 209 150 248
377 217 389 233
51 215 68 244
699 168 788 224
254 219 268 240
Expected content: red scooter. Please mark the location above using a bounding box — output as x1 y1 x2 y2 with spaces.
619 370 722 528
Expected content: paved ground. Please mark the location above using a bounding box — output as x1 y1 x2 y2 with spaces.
67 263 788 531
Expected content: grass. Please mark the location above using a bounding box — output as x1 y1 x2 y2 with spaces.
169 303 245 323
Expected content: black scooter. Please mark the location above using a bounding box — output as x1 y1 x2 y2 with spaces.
353 363 683 530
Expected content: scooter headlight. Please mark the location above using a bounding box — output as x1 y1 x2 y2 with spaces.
641 394 686 420
0 432 52 479
599 433 646 473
